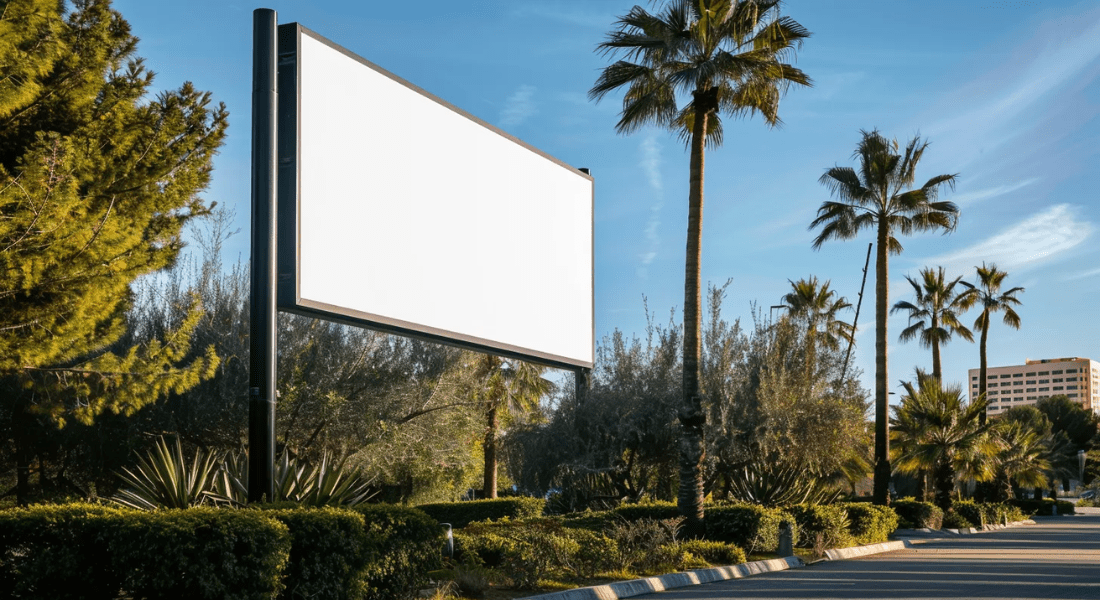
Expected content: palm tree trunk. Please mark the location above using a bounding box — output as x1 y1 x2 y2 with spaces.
930 314 941 382
978 319 989 424
678 91 712 530
483 406 499 499
873 221 891 505
934 456 954 512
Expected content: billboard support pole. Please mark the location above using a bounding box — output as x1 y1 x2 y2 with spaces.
575 368 590 404
249 7 278 503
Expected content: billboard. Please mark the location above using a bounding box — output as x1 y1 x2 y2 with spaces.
276 25 594 369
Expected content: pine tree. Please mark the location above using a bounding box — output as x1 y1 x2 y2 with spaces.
0 0 226 503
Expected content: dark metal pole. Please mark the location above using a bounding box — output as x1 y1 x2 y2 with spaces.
574 368 590 404
249 8 278 503
841 242 872 383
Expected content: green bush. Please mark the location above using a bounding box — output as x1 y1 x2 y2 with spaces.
561 510 615 533
705 504 799 555
891 499 943 529
941 511 974 529
113 507 291 600
605 516 683 574
0 503 129 600
678 539 746 566
611 501 679 522
415 498 544 528
787 504 852 551
1008 498 1074 516
353 504 442 600
260 506 368 600
565 529 618 577
498 522 579 589
843 503 898 545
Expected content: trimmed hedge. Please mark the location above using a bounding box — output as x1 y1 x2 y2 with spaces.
354 504 443 600
1008 498 1074 516
0 503 128 600
678 539 745 566
843 503 898 545
891 499 943 529
260 506 368 600
415 498 544 528
706 504 800 555
612 501 680 522
114 507 291 600
787 504 852 550
0 503 442 600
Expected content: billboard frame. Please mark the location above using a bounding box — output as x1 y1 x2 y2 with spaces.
275 23 594 372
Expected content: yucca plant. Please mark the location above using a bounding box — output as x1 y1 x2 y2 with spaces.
223 450 376 506
111 436 224 510
726 462 842 507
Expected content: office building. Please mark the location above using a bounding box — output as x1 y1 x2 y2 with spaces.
967 357 1099 416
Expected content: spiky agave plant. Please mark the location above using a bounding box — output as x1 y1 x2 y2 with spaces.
111 436 223 510
218 450 377 506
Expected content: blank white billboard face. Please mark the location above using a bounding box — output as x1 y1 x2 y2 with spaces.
278 26 594 369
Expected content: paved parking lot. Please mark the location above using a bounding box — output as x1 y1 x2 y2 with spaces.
650 512 1100 600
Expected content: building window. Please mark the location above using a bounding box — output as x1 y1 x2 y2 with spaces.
1012 373 1023 378
1068 385 1078 390
989 391 998 395
1040 379 1049 384
1053 386 1064 391
1039 387 1049 392
1027 396 1037 401
1069 393 1078 398
1000 374 1011 379
1053 378 1064 383
988 375 997 380
1027 372 1037 376
1026 380 1036 384
1026 388 1036 393
971 376 977 381
1053 370 1063 374
1013 381 1022 386
1039 371 1050 375
1066 368 1077 373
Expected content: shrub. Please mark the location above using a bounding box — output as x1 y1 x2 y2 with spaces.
677 540 745 566
415 498 544 528
891 499 943 529
1008 498 1074 516
561 510 615 533
260 505 368 600
565 529 618 578
843 503 898 545
0 503 129 600
606 517 683 574
354 504 443 600
611 501 679 522
787 504 852 551
498 522 579 589
112 507 291 600
940 511 973 529
706 504 799 555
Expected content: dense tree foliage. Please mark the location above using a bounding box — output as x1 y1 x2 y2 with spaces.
0 0 226 503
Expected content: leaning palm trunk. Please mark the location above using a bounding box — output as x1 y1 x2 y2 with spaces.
678 92 711 529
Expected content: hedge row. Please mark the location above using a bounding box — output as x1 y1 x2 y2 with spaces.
415 497 545 528
0 503 441 600
1008 498 1074 516
892 499 944 529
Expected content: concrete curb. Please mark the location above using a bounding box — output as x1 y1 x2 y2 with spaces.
823 539 916 560
517 557 804 600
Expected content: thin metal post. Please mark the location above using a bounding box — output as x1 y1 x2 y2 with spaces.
574 368 590 404
249 8 278 503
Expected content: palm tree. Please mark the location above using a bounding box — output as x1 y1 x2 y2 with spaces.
781 276 853 378
810 130 959 505
966 263 1023 424
891 370 989 512
992 409 1050 502
473 354 552 498
891 266 976 382
590 0 811 523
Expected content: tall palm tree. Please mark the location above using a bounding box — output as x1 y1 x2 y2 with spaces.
891 266 976 382
810 129 959 505
590 0 811 523
966 263 1023 424
891 370 989 512
473 355 552 498
781 276 854 352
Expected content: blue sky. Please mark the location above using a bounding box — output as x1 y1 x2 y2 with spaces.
114 0 1100 403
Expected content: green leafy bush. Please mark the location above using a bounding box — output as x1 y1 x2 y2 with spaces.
843 503 898 544
940 511 974 529
353 504 443 600
705 504 799 555
415 498 544 528
566 529 618 577
787 504 852 551
0 503 128 599
611 501 679 522
677 539 745 566
561 510 615 533
260 506 368 600
891 498 943 529
113 507 291 600
498 522 579 589
1009 498 1074 516
605 516 683 574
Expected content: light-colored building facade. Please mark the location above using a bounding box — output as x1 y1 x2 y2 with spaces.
967 357 1100 417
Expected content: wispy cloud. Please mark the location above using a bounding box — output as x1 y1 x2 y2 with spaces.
920 204 1093 275
510 4 618 28
1064 267 1100 281
637 133 664 279
951 178 1039 208
919 9 1100 169
499 85 537 127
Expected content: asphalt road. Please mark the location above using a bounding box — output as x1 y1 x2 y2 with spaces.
651 511 1100 600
